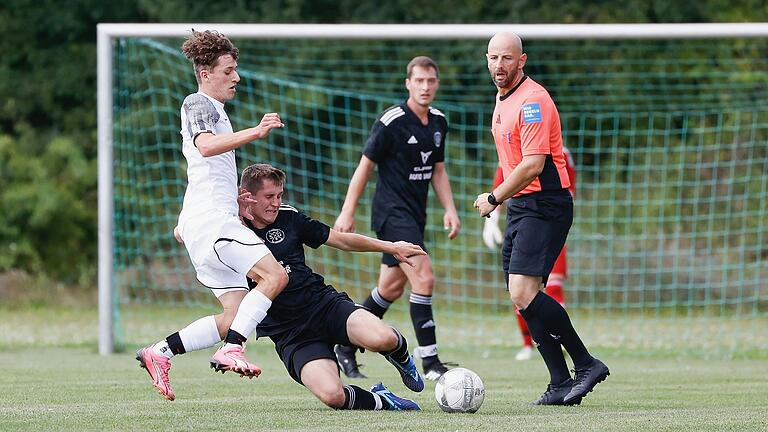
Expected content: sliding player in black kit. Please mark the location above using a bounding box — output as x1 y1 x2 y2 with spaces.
237 163 425 411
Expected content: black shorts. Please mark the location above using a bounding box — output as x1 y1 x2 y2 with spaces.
268 290 362 384
502 189 573 286
375 214 428 267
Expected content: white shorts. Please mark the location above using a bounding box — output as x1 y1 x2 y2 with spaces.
179 212 272 296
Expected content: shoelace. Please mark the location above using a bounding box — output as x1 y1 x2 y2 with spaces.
231 351 253 364
379 388 413 409
159 362 172 386
571 367 588 382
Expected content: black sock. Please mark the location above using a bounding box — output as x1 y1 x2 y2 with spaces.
520 293 571 385
337 344 357 355
341 385 389 410
224 329 247 346
380 328 409 365
165 332 186 355
410 293 437 360
362 287 391 318
532 291 593 369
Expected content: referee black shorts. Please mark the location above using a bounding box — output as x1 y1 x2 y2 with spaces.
375 213 428 267
501 189 573 286
269 289 362 384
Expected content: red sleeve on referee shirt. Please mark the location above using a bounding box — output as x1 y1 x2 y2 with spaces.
564 147 576 197
492 166 504 189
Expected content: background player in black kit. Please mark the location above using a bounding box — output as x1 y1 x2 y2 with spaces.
334 56 461 381
239 163 426 411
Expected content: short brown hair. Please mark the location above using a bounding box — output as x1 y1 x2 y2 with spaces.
240 164 287 193
406 56 439 79
181 30 239 83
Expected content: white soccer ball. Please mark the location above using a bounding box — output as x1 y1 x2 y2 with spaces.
434 367 485 413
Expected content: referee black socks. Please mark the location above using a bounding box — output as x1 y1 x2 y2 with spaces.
520 291 570 385
520 291 593 382
534 290 592 368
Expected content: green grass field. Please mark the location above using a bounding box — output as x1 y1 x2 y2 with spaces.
1 305 766 431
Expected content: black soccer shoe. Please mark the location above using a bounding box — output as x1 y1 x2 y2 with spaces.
422 357 456 381
563 357 610 405
530 378 581 406
334 344 367 379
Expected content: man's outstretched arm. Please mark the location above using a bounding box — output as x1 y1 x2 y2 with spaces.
325 229 425 267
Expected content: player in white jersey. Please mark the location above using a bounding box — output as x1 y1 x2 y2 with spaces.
136 30 289 401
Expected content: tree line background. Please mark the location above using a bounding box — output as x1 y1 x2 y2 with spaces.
0 0 766 298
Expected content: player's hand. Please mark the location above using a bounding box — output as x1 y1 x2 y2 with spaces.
333 211 356 233
443 211 461 240
474 193 498 218
482 210 503 249
253 112 284 140
390 241 427 267
173 226 184 244
238 189 258 222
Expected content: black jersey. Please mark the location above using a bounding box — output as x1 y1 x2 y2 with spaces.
363 101 448 231
243 204 333 337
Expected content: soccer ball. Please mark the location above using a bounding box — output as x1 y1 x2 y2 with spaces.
434 367 485 413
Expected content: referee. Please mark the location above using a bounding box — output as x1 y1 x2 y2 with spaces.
334 56 461 381
474 32 609 406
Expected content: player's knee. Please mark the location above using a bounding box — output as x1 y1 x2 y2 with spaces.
377 284 404 300
508 275 540 308
259 269 289 297
316 387 346 409
423 273 435 290
411 272 434 293
367 325 398 352
508 287 536 309
218 309 237 330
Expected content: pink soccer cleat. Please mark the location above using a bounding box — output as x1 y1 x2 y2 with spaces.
210 344 262 377
136 346 175 401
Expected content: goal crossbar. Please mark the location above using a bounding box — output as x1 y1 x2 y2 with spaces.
98 22 768 39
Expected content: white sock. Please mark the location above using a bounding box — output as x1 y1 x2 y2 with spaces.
179 315 221 352
413 344 438 359
152 340 174 359
226 290 272 347
371 393 384 410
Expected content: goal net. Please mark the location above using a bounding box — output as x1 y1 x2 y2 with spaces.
99 24 768 355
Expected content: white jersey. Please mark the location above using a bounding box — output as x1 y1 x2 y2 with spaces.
174 92 272 290
178 92 239 227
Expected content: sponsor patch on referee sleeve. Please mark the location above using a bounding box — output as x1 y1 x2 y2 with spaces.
522 103 542 124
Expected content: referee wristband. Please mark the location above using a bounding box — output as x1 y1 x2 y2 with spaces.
487 193 500 206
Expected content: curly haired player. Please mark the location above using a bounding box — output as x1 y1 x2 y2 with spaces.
136 30 288 400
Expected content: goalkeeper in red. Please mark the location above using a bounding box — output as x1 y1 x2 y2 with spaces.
474 32 609 406
484 147 576 361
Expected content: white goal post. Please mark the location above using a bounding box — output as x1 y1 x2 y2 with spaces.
97 22 768 355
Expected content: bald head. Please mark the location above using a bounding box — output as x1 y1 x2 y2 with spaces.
487 32 523 56
486 32 527 92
